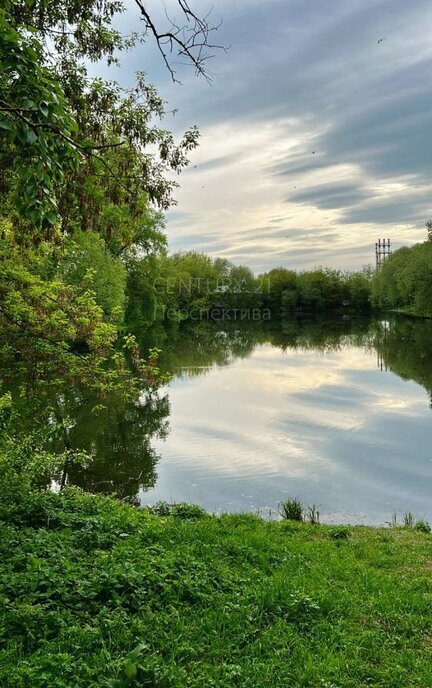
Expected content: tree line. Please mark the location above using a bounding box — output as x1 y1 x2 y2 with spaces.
125 252 375 329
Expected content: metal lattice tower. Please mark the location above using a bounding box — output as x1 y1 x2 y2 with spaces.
375 238 391 271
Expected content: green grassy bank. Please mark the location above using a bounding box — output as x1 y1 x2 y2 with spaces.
0 489 431 687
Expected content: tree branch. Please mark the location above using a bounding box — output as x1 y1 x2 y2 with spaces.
133 0 226 82
0 101 136 194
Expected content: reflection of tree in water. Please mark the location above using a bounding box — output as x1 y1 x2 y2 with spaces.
10 314 432 504
150 316 374 375
62 390 170 502
142 320 268 379
375 317 432 407
265 316 374 352
49 317 376 498
9 382 170 504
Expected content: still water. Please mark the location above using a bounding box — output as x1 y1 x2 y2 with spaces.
55 316 432 524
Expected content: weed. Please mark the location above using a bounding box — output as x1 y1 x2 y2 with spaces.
279 498 303 521
306 504 320 525
151 500 171 516
329 528 350 540
403 511 414 528
150 501 208 519
387 512 398 528
171 502 208 519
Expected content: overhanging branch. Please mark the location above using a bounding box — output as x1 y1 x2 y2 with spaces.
133 0 226 82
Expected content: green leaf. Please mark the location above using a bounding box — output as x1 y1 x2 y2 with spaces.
25 129 38 144
44 211 58 226
39 101 49 117
0 118 13 131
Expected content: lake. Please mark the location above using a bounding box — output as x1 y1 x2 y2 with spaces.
46 315 432 524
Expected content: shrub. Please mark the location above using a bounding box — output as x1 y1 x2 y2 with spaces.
414 520 431 534
151 500 172 516
150 501 208 519
171 503 208 519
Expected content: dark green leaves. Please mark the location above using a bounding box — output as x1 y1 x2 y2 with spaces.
0 7 80 232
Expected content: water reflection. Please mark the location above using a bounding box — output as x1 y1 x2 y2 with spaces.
8 383 170 503
61 390 170 502
375 317 432 407
144 316 432 523
5 316 432 521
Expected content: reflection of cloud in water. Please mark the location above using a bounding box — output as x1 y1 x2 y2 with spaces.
147 331 432 524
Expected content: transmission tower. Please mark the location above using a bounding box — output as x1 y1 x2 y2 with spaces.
375 238 391 271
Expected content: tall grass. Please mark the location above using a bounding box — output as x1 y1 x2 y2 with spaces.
279 498 303 521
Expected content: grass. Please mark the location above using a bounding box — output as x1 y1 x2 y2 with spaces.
279 499 320 525
0 489 431 687
279 498 303 521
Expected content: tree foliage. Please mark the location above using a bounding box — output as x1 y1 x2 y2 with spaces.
372 241 432 317
0 0 219 397
0 6 79 231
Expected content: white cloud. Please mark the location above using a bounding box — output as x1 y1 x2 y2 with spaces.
100 0 432 270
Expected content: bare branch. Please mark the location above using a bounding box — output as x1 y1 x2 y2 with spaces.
133 0 226 82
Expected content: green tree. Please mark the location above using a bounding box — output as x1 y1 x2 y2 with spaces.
260 268 297 311
0 0 219 395
220 265 258 310
426 219 432 241
372 241 432 317
1 1 220 232
58 231 127 319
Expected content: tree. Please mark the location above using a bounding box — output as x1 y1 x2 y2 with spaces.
57 231 127 319
0 0 224 395
260 268 297 311
1 1 223 233
0 0 225 500
0 7 79 232
220 265 258 310
371 241 432 317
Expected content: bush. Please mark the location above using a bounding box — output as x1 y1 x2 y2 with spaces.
414 520 431 534
171 502 208 519
150 501 208 519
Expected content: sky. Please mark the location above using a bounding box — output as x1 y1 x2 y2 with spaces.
102 0 432 273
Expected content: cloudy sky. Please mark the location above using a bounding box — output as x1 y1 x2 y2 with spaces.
106 0 432 272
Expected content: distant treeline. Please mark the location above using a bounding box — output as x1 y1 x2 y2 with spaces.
126 229 432 327
126 252 374 329
51 234 432 332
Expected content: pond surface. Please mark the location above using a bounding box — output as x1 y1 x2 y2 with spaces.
45 316 432 523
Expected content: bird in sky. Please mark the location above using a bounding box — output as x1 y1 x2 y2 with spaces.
377 37 387 44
